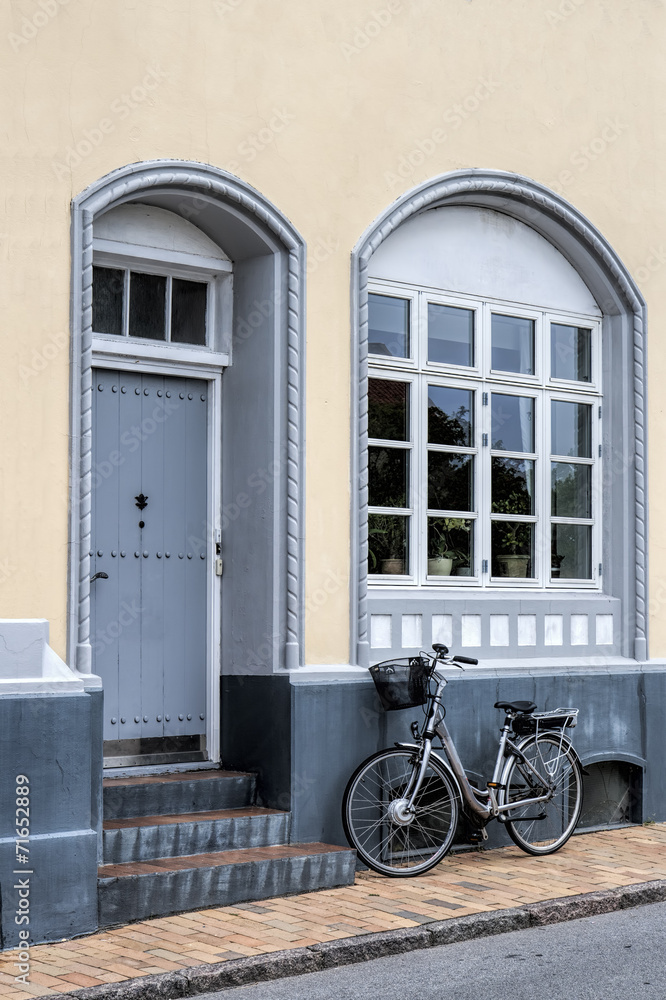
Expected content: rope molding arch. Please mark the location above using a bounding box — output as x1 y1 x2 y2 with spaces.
351 169 647 664
70 161 305 675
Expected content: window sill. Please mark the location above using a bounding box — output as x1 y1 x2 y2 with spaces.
369 580 602 593
92 336 229 370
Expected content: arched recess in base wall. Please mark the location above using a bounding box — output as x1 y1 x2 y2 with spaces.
69 161 305 678
351 169 647 666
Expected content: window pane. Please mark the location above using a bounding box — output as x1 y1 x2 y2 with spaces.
491 314 534 374
551 463 591 518
92 266 124 336
428 517 473 576
368 379 409 441
492 458 534 515
368 447 408 508
551 401 592 457
491 394 534 452
428 303 474 367
368 293 410 358
129 272 167 340
551 323 591 382
491 522 534 578
552 523 592 579
171 278 207 345
368 513 409 575
428 453 473 512
428 386 473 446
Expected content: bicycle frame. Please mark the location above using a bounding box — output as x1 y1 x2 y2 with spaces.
400 668 573 823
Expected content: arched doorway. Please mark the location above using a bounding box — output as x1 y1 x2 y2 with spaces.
70 162 306 765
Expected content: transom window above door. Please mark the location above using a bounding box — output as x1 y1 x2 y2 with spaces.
93 266 209 346
91 202 233 367
367 284 602 589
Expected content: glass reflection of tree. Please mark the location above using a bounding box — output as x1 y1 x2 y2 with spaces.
428 402 471 446
369 449 407 508
552 465 588 518
369 380 408 440
428 455 470 512
492 460 532 516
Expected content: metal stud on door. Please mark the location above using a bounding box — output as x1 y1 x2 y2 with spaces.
91 369 209 753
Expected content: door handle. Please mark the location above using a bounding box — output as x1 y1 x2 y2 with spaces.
90 571 109 582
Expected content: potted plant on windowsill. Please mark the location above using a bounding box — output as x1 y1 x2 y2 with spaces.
428 517 469 577
492 496 531 578
369 514 407 575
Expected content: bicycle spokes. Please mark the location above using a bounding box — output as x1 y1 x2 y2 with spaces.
342 748 459 876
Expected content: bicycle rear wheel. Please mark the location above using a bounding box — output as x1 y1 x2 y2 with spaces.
502 734 583 855
342 748 459 876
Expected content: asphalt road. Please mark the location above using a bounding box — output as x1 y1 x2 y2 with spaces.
200 901 666 1000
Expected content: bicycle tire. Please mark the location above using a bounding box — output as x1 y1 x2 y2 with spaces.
342 747 459 876
501 733 583 855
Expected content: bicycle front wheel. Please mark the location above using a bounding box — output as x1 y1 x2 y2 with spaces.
502 734 583 856
342 748 459 876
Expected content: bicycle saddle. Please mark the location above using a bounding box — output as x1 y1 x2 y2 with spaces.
494 700 537 714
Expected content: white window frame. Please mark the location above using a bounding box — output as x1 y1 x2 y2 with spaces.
368 279 602 591
92 241 232 369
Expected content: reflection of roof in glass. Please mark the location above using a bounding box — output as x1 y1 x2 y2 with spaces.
369 378 407 404
368 342 392 356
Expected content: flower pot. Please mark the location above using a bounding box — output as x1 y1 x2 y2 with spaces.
455 566 472 576
427 556 453 576
496 554 530 578
381 558 405 575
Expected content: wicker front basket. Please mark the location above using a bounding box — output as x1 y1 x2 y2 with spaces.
369 656 431 711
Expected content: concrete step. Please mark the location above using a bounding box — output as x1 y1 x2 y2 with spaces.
102 806 291 863
97 843 357 927
103 769 256 819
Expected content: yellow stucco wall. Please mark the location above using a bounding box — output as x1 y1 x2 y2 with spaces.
1 0 664 662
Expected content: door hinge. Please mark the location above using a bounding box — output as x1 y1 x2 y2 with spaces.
215 557 224 577
598 444 602 457
482 433 488 447
482 559 489 574
599 563 602 576
482 392 489 406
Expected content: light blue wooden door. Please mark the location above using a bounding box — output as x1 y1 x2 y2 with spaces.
91 369 209 745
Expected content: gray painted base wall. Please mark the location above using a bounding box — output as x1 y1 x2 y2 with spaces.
231 664 666 849
0 692 101 948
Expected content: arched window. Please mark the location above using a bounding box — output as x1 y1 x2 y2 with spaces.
352 172 647 665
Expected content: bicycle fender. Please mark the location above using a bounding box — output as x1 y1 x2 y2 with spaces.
500 734 589 787
566 744 590 776
524 732 590 775
393 742 464 801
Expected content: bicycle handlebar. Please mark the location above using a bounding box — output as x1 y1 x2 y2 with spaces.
428 645 479 668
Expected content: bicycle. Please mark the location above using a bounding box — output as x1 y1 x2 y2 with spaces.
342 643 585 876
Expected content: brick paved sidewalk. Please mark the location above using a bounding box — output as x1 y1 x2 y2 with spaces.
1 824 666 999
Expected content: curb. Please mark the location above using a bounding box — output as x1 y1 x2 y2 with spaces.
42 879 666 999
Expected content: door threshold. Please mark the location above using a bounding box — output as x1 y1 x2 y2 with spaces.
103 750 207 770
103 760 220 778
103 736 207 770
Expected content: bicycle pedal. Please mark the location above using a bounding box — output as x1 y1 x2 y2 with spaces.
466 828 488 844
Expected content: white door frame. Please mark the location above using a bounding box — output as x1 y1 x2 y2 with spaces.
92 349 223 763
